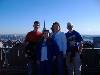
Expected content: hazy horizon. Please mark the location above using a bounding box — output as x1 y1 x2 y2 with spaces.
0 0 100 35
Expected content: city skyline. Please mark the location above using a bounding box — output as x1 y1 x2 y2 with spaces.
0 0 100 35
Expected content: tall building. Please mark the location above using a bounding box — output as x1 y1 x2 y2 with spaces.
42 20 46 32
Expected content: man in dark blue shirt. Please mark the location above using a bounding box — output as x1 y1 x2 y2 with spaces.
65 22 83 75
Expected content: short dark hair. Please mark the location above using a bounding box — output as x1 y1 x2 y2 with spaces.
34 21 40 26
52 21 60 31
43 30 49 33
53 22 59 25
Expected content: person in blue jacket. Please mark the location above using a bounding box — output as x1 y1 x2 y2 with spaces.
36 30 59 75
51 22 67 75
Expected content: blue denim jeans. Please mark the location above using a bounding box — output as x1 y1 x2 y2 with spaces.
66 52 81 75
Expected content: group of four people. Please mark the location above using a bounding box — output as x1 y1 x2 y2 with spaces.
23 21 83 75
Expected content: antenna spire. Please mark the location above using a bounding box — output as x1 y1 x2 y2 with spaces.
43 20 46 31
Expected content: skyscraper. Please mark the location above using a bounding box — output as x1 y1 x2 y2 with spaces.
42 20 46 32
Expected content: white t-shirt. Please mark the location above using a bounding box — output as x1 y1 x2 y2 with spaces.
41 43 48 61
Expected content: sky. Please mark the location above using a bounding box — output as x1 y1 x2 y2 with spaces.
0 0 100 35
